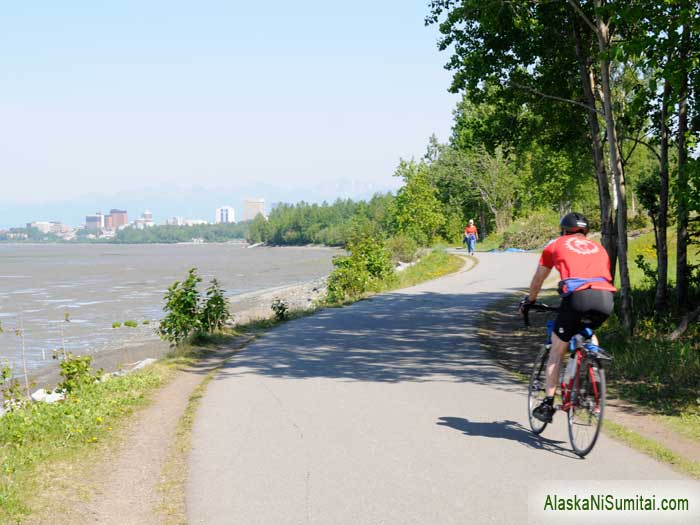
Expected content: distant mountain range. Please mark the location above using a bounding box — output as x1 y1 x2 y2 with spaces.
0 179 401 229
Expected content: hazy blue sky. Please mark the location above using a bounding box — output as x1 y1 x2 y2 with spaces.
1 1 458 219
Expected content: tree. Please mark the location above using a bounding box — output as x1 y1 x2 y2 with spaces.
391 160 446 245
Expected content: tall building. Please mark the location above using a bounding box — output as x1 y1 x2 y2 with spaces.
215 206 236 224
85 214 102 231
109 209 128 228
243 198 266 221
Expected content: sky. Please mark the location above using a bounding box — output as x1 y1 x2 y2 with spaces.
0 1 459 226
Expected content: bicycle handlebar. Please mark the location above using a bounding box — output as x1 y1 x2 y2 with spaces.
520 301 560 327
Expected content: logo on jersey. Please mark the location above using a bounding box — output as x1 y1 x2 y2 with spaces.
564 236 599 255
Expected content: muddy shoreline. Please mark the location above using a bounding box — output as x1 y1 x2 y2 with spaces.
29 277 327 390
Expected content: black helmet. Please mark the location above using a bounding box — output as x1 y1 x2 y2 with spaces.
560 212 589 235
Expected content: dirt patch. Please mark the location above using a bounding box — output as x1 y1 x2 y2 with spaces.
479 293 700 464
26 336 253 525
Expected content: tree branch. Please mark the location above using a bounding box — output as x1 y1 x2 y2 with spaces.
619 135 662 162
667 305 700 341
567 0 599 36
508 80 604 116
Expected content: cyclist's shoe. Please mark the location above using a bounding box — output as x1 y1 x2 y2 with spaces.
533 402 555 423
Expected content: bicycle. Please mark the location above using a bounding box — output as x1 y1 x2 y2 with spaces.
522 302 613 457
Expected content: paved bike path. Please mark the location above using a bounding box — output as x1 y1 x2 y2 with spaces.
187 252 689 524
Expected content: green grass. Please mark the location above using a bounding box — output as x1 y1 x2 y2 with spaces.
123 320 138 328
380 250 466 292
603 420 700 479
0 363 173 522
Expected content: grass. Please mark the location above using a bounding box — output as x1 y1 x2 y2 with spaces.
157 369 217 522
603 420 700 479
0 363 173 522
380 250 466 291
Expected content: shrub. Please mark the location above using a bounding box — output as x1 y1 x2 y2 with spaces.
271 298 289 321
158 268 203 346
142 319 150 325
200 278 230 333
325 236 394 303
159 269 231 346
112 322 122 329
123 320 138 328
54 352 101 393
386 234 418 263
0 363 22 403
500 211 558 250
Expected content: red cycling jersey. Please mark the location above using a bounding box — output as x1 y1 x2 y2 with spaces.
539 234 617 293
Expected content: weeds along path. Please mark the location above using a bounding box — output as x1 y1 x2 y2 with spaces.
27 341 250 525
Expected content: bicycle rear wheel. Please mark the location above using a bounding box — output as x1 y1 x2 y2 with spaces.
528 346 549 434
568 357 605 457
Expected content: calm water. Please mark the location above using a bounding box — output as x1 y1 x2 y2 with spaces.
0 244 336 373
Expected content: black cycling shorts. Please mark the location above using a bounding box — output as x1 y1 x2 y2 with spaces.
554 288 614 342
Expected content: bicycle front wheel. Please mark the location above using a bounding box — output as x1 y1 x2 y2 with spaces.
528 346 550 434
568 357 605 457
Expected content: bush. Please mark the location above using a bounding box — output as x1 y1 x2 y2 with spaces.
112 322 121 329
271 298 289 321
326 257 373 303
200 278 230 333
158 269 231 346
123 320 138 328
54 352 101 393
158 268 203 346
386 235 419 263
325 236 394 303
500 211 558 250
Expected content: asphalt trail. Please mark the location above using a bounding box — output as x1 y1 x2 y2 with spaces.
187 252 689 524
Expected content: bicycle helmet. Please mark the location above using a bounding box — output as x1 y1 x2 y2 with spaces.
560 212 589 235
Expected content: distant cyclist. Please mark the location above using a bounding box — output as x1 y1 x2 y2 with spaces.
520 213 616 423
464 219 478 255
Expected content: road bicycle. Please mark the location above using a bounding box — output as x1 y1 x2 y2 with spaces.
522 302 612 457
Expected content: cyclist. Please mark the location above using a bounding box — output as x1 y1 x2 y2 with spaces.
520 213 616 423
464 219 478 255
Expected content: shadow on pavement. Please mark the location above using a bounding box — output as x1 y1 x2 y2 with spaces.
436 416 579 459
213 288 536 387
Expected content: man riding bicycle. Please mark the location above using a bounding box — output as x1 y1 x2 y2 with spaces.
520 213 616 423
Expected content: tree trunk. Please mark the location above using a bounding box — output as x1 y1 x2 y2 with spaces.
573 19 617 276
676 22 690 308
656 78 671 311
594 3 634 333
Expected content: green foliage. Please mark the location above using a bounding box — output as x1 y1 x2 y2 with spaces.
54 352 101 393
159 269 231 346
391 160 446 245
1 363 22 403
123 320 138 328
634 254 658 287
385 234 419 263
142 319 150 325
159 268 203 346
112 322 121 328
326 235 394 303
200 278 230 333
271 298 289 321
0 364 167 521
499 211 559 250
113 222 250 244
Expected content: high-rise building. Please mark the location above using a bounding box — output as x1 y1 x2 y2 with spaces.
109 209 128 228
85 215 102 231
243 198 266 221
215 206 236 224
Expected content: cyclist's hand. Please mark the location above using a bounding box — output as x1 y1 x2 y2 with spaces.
518 296 533 315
